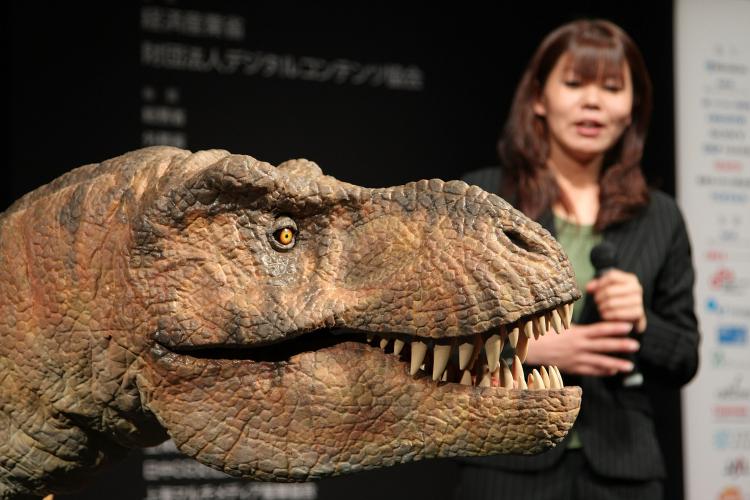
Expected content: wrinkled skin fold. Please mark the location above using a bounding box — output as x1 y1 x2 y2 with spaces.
0 147 580 498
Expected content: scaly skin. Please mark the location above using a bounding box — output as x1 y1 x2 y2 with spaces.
0 147 581 498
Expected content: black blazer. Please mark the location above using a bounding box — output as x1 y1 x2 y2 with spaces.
459 167 700 480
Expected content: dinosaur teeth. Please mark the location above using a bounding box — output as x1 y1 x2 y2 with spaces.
549 366 562 389
540 366 551 388
367 301 574 390
515 333 529 363
432 343 452 381
484 332 503 372
410 341 428 376
529 369 545 390
562 303 573 327
512 355 526 390
523 320 534 339
458 340 474 370
501 358 514 389
508 327 519 348
550 308 563 334
393 339 405 356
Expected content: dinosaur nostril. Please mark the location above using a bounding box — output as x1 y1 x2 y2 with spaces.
504 229 537 253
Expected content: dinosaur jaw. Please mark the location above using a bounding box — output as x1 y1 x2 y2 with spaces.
141 302 580 481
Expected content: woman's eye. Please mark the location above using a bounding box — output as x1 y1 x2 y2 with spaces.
564 79 582 88
603 81 623 92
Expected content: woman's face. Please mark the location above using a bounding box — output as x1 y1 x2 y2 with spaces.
534 52 634 165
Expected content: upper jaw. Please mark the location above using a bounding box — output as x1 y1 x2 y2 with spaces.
360 301 575 388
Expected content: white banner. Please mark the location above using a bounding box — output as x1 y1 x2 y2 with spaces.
677 1 750 499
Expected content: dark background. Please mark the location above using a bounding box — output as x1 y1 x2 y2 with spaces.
8 1 683 499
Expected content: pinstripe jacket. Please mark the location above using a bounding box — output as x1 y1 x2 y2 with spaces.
460 167 700 480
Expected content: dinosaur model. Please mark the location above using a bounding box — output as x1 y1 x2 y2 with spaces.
0 147 581 498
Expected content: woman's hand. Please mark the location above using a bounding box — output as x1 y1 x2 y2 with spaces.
586 269 647 333
525 321 639 376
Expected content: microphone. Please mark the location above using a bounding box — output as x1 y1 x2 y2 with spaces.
590 241 618 278
589 242 643 387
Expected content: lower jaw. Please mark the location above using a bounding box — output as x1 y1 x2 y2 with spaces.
142 341 582 480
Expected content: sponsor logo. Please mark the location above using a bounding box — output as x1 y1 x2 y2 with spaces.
714 405 749 419
706 249 729 261
711 191 749 204
706 298 750 318
714 160 744 172
718 485 743 500
714 429 750 450
724 457 750 478
713 351 750 370
718 325 748 345
717 374 750 401
710 268 750 294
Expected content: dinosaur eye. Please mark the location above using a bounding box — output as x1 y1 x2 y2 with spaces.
269 216 298 251
274 227 295 246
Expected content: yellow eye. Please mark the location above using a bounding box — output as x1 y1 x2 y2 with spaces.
274 227 295 246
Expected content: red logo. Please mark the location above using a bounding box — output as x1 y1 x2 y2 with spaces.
706 250 728 261
719 485 742 500
711 268 736 290
714 160 743 172
714 405 749 418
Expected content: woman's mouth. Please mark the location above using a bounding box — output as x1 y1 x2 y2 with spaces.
575 120 604 137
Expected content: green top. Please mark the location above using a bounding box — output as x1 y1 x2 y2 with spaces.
554 214 602 324
553 214 602 450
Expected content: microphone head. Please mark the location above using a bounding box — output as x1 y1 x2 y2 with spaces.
590 241 618 272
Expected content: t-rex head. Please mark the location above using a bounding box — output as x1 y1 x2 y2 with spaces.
0 147 580 497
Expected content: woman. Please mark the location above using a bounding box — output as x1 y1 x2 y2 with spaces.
456 19 699 499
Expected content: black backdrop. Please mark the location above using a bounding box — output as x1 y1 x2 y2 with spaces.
8 2 683 499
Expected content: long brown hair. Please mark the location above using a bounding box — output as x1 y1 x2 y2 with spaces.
499 19 652 231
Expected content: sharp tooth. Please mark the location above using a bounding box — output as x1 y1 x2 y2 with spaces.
515 333 529 362
536 315 547 337
441 369 448 382
558 306 570 329
393 339 405 355
485 333 503 372
554 366 565 388
458 341 474 370
550 309 563 334
523 320 534 339
512 355 526 389
367 334 375 343
540 366 551 388
508 327 519 348
410 341 428 376
531 369 545 390
460 370 473 386
501 358 514 389
545 312 553 333
379 338 389 350
432 344 452 381
549 366 561 389
527 373 535 389
479 370 491 387
565 303 574 326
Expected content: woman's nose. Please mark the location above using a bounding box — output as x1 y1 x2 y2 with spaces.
581 85 601 108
